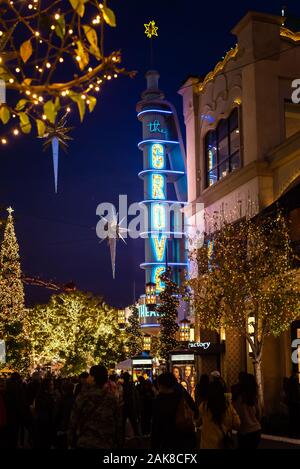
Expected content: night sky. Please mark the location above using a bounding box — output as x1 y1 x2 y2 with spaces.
0 0 297 308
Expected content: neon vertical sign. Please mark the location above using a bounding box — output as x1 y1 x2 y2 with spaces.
151 143 165 169
153 266 165 292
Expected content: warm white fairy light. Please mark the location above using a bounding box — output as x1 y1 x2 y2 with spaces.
1 138 7 144
68 29 73 34
66 107 71 112
25 90 31 95
38 96 43 102
35 31 40 37
95 86 100 92
46 62 51 68
54 13 60 20
28 4 33 10
13 129 19 136
9 78 14 83
51 25 55 30
15 67 20 73
81 94 86 100
42 114 47 120
59 57 64 63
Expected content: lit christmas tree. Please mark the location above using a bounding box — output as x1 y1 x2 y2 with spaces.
0 207 26 369
157 268 179 360
126 304 143 357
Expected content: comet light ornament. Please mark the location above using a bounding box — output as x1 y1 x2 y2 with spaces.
100 211 129 279
40 113 73 193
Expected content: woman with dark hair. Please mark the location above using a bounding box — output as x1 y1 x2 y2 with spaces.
195 374 210 407
199 381 240 449
233 373 261 448
151 372 196 450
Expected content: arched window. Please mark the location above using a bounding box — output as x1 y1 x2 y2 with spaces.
205 108 240 187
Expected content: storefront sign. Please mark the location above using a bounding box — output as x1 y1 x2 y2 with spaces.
132 358 152 366
188 341 211 350
170 353 194 362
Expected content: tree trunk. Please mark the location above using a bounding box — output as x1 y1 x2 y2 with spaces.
253 358 264 413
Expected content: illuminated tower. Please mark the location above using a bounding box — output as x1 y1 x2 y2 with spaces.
137 70 187 329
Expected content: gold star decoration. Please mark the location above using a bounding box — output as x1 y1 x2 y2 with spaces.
144 20 158 39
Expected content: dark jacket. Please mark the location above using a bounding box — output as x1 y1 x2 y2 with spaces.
68 385 121 449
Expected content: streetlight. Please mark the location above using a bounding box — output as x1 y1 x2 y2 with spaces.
145 282 157 309
179 318 191 343
143 333 151 352
117 309 126 329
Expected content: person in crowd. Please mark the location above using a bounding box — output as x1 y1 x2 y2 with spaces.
0 378 7 448
32 377 55 448
54 380 75 449
199 380 240 449
73 371 89 397
122 372 141 439
233 373 261 448
231 371 248 402
151 372 196 450
195 374 209 408
68 365 121 449
210 370 228 392
285 372 300 438
136 376 155 436
4 372 26 448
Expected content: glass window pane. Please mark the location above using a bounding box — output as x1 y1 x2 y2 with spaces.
217 119 228 141
231 151 240 171
218 136 229 162
230 128 240 155
229 108 238 131
219 159 230 179
207 168 218 187
205 131 217 170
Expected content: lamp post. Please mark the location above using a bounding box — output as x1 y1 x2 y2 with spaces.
179 318 191 343
117 309 126 329
145 282 157 310
143 333 151 352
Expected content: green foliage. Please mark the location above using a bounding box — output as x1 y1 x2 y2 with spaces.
126 304 143 357
157 268 179 360
26 291 126 375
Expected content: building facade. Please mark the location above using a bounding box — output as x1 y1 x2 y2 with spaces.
180 11 300 413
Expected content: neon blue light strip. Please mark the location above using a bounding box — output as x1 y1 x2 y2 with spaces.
138 169 185 178
138 139 179 149
141 324 160 328
140 262 188 268
139 199 188 205
140 231 186 237
137 109 173 118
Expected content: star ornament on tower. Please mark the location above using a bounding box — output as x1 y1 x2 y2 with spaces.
144 20 158 39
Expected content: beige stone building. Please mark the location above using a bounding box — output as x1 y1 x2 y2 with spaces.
179 11 300 413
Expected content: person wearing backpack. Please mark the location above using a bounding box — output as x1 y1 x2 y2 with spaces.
151 372 196 450
199 381 240 449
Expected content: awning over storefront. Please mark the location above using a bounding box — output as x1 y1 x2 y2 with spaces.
114 358 132 371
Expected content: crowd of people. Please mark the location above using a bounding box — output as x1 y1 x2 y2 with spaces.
0 366 299 449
